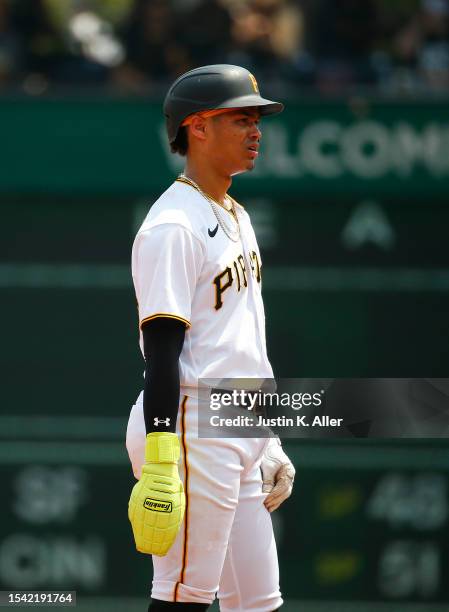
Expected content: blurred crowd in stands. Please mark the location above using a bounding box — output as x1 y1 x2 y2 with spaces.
1 0 448 95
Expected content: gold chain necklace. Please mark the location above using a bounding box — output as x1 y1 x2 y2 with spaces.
177 174 241 242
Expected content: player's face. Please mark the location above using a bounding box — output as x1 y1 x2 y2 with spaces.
206 109 262 176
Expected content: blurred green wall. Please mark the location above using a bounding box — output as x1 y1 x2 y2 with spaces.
1 97 449 197
1 97 448 610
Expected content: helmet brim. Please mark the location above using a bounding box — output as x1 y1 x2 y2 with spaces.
215 94 284 116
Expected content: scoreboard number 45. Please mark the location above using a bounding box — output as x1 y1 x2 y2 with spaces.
367 472 447 530
367 472 448 599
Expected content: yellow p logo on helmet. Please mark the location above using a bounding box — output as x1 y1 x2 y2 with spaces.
248 73 259 93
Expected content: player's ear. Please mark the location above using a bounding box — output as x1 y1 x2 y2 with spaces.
189 114 207 142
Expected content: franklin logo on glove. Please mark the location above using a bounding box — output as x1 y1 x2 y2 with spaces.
144 498 172 512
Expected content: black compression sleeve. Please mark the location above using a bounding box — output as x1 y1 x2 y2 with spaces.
142 317 186 434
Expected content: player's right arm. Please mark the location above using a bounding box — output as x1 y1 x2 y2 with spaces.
142 317 185 434
129 316 187 556
133 222 204 432
128 223 204 556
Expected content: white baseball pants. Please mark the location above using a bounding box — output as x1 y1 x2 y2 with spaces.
126 392 283 612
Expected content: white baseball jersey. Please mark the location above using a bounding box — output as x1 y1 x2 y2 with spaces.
132 178 274 395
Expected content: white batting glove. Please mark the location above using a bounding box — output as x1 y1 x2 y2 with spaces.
261 437 295 512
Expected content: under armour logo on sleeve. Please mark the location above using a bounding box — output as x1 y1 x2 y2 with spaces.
154 417 171 426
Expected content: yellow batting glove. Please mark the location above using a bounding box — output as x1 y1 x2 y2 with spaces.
128 432 185 556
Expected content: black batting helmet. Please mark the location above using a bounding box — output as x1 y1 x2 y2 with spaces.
163 64 284 144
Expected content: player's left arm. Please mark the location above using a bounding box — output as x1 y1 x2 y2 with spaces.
261 437 295 512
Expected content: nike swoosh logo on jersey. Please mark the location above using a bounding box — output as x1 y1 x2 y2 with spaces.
208 224 219 238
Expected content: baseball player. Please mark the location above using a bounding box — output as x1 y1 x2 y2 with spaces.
126 64 295 611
